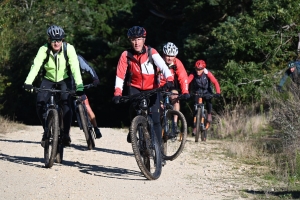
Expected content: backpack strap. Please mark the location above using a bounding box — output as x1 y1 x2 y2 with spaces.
39 44 51 77
63 42 71 76
126 46 158 93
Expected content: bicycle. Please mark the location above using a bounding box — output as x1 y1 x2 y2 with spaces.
73 84 96 150
193 92 217 142
119 88 163 180
160 91 187 161
33 86 73 168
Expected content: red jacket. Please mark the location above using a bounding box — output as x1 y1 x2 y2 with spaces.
114 46 173 96
159 58 189 94
188 69 221 93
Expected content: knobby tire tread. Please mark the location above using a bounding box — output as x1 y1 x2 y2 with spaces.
162 110 187 161
130 116 162 180
78 104 94 150
195 108 201 142
44 109 59 168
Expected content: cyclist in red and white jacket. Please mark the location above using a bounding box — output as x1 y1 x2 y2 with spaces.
159 42 190 132
112 26 174 153
188 60 221 137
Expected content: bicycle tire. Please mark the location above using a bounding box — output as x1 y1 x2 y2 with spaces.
195 108 201 142
78 104 95 150
44 109 59 168
130 115 162 180
162 110 187 161
201 110 208 141
55 109 64 163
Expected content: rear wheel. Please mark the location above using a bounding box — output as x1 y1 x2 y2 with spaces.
195 108 201 142
56 109 64 163
130 116 162 180
162 110 187 161
44 109 59 168
78 104 95 150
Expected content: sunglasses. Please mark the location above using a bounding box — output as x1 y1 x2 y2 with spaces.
195 68 204 71
51 39 62 43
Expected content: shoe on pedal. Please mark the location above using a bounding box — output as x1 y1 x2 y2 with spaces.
94 127 102 139
62 134 71 146
162 158 166 167
127 132 131 143
40 132 47 148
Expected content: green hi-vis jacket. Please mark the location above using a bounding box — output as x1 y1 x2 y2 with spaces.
25 43 84 91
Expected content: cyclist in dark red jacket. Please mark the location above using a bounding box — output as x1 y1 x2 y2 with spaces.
188 60 221 137
112 26 174 160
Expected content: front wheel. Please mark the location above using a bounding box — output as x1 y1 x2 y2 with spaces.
130 116 162 180
78 104 95 150
162 110 187 161
44 109 59 168
200 110 208 141
195 108 201 142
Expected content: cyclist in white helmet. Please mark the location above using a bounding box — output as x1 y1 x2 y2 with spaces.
159 42 190 133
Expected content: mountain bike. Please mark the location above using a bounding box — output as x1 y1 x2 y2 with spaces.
33 86 73 168
73 84 96 150
160 91 187 161
119 88 162 180
193 92 217 142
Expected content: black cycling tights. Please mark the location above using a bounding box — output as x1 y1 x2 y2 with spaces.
129 87 162 146
36 78 72 135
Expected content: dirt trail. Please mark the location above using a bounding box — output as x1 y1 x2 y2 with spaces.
0 126 273 199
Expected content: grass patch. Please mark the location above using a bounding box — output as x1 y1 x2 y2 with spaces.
0 116 27 134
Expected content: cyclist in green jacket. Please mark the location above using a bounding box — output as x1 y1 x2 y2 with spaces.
23 25 84 147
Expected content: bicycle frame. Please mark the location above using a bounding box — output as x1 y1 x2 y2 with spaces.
161 91 179 139
131 94 157 147
194 96 209 130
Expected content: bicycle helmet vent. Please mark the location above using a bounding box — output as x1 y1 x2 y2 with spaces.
47 25 65 40
195 60 206 69
127 26 146 38
163 42 178 56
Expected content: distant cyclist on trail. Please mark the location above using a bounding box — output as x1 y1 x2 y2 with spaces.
159 42 190 132
188 59 221 137
112 26 174 159
23 25 85 147
277 60 300 92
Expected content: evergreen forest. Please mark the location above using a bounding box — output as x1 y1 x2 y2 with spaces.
1 0 300 128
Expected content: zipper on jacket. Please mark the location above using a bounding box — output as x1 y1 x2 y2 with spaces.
56 57 59 82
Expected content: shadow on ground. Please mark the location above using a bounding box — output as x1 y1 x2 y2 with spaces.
245 189 300 199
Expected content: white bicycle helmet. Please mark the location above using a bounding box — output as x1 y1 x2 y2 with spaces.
163 42 178 56
47 25 65 39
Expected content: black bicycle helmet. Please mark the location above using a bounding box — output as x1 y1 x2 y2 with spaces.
47 25 65 40
127 26 147 38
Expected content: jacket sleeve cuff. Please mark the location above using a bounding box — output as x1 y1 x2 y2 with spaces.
76 84 84 91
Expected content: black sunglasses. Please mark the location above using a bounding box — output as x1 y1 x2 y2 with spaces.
51 39 62 43
195 68 204 71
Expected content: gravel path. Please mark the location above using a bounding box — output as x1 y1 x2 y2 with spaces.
0 126 274 199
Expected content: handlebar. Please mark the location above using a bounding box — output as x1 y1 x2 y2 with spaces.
33 87 75 94
160 90 186 100
191 92 219 99
119 88 163 103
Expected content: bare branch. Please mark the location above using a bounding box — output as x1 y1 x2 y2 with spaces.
236 79 262 86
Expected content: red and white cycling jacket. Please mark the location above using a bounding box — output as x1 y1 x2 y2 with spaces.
114 45 173 96
159 58 189 94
